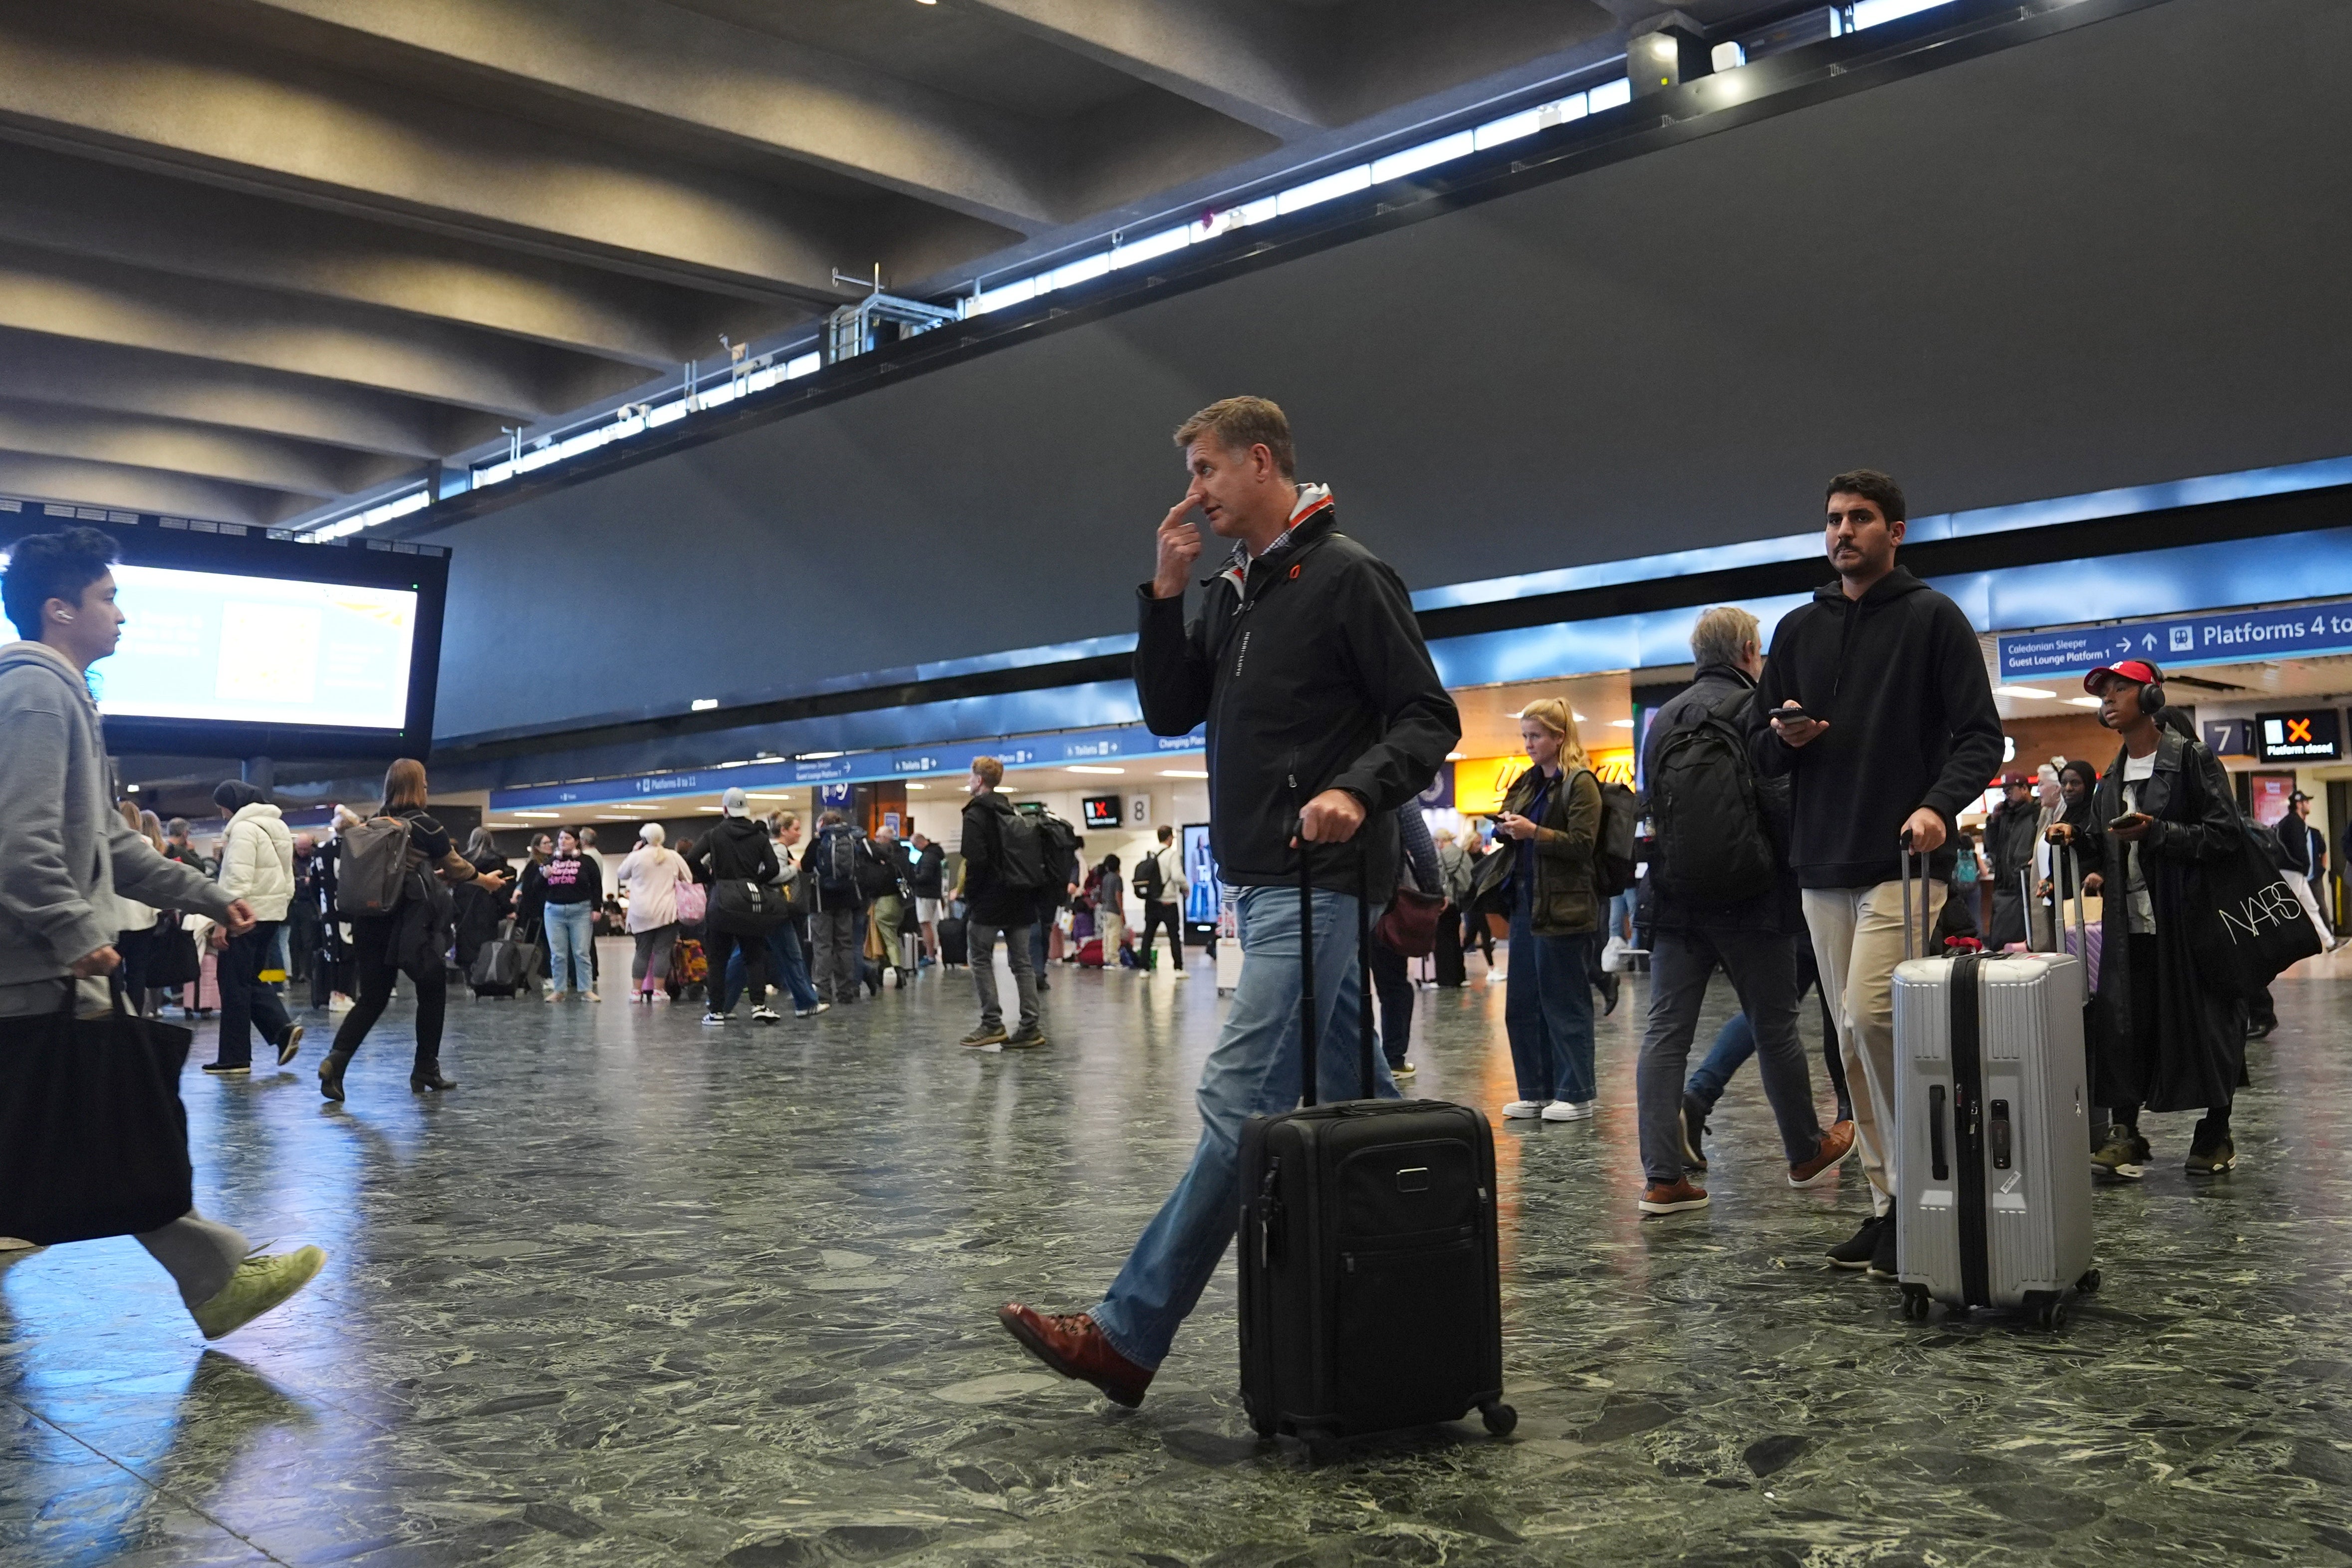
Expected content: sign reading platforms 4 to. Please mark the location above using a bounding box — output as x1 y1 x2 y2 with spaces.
1996 600 2352 680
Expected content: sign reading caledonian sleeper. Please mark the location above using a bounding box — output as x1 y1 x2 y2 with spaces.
489 723 1206 812
1996 600 2352 681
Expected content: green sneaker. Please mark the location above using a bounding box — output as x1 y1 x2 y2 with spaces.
190 1246 327 1340
2185 1138 2237 1176
2090 1128 2151 1180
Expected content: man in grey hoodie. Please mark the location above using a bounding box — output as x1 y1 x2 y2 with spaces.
0 526 327 1340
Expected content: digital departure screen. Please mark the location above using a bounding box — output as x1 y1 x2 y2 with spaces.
97 564 418 730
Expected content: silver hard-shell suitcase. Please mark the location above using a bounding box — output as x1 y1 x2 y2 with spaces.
1891 848 2099 1328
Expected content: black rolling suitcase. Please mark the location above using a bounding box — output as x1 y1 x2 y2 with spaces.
1236 844 1514 1446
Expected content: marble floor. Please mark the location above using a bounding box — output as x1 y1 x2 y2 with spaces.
5 937 2351 1568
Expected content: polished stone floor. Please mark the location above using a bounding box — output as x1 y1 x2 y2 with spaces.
5 935 2351 1567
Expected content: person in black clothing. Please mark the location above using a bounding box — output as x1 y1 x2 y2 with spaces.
1636 606 1851 1216
317 759 505 1102
2050 661 2247 1177
689 787 782 1025
452 826 512 976
908 830 946 964
1750 468 2005 1281
2039 759 2098 902
997 395 1459 1409
960 757 1045 1046
292 831 350 1010
2275 789 2336 951
1984 773 2039 947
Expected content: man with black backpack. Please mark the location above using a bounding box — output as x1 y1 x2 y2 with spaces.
1635 607 1854 1215
959 756 1045 1047
1133 824 1187 972
803 810 866 1007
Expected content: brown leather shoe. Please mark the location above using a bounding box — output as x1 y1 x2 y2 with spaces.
1638 1178 1710 1215
1789 1118 1857 1189
997 1303 1153 1408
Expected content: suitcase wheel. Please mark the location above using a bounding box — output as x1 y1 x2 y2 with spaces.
1900 1284 1932 1321
2075 1268 2101 1295
2023 1291 2069 1331
1478 1400 1518 1438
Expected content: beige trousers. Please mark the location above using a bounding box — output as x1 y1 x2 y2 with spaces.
1803 877 1944 1218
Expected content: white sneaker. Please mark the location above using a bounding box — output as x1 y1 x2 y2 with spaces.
1543 1099 1596 1122
583 991 602 1003
1503 1100 1546 1119
328 993 355 1013
752 1006 781 1023
1486 971 1508 986
701 1012 728 1026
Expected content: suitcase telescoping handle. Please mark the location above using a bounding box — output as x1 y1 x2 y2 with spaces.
1898 828 1935 960
1293 821 1381 1108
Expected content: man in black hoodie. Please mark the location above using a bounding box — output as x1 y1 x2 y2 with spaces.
996 395 1459 1408
1751 469 2004 1281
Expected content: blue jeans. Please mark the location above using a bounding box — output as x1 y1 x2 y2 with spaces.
544 902 594 993
725 921 819 1012
1089 883 1395 1369
1503 906 1595 1103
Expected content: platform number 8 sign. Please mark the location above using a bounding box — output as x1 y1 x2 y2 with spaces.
1132 797 1148 823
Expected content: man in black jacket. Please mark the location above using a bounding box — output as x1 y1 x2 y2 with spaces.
1983 774 2039 946
958 758 1044 1048
998 395 1459 1408
1635 606 1852 1218
907 831 946 964
2276 790 2337 951
1751 469 2004 1281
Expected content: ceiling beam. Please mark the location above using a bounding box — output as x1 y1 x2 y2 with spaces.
0 329 483 461
213 0 1072 235
0 144 797 370
0 452 303 527
0 249 651 420
0 5 1015 305
0 397 419 500
963 0 1325 137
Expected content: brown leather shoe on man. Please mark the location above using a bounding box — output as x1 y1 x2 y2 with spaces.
997 1302 1153 1407
1638 1178 1710 1215
1788 1118 1857 1189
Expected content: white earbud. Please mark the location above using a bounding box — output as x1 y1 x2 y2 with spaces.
56 612 73 623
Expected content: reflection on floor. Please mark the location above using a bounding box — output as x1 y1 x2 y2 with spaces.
5 947 2351 1566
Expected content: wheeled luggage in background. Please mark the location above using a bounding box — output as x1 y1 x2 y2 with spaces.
469 921 538 998
1236 842 1513 1446
193 947 221 1018
1076 937 1106 969
1892 845 2098 1329
939 914 968 966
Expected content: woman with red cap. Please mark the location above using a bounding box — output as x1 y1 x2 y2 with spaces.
2049 660 2246 1178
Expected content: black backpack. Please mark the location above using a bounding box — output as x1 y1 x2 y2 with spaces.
996 809 1048 892
1032 809 1082 901
1647 690 1777 904
1133 850 1165 903
816 827 859 892
1589 775 1642 899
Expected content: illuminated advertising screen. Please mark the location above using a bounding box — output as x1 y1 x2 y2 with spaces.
1182 823 1220 932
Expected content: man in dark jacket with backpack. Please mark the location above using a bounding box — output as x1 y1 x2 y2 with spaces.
997 395 1458 1408
1749 469 2005 1280
803 810 865 1007
959 756 1045 1048
1635 607 1853 1217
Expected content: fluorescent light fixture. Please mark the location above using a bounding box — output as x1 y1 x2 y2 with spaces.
785 351 821 379
745 792 791 799
1711 40 1747 71
1065 765 1124 775
1040 252 1112 293
1445 752 1465 761
594 813 639 820
906 782 926 790
697 805 724 812
124 783 138 792
1160 769 1209 779
2066 696 2104 709
303 486 430 541
513 810 561 819
1370 131 1474 184
1473 109 1543 150
969 277 1036 316
1111 225 1192 268
1572 711 1588 722
690 698 719 711
799 751 844 761
1588 77 1633 112
1994 685 2056 700
1277 164 1371 215
1853 0 1952 27
1610 718 1636 728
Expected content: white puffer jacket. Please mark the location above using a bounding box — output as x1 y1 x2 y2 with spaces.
217 802 295 921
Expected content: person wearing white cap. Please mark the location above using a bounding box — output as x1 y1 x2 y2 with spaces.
688 787 782 1024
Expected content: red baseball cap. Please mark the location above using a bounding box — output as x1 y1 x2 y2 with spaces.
2083 658 2162 694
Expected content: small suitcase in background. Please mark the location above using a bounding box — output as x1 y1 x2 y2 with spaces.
1076 937 1106 969
1236 841 1513 1448
193 947 221 1018
1892 845 2099 1329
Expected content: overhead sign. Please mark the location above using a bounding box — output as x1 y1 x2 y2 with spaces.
490 723 1206 812
2257 709 2342 764
1997 600 2352 680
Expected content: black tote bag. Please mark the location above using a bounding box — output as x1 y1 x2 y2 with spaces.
2185 822 2325 1000
0 979 195 1245
147 921 202 989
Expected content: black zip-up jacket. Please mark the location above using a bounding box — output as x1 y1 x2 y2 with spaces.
1135 503 1459 895
1749 567 2003 887
1986 796 2040 883
907 841 945 898
1641 662 1799 934
960 791 1035 928
690 815 779 886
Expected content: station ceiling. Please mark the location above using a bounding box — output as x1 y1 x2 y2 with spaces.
0 0 1649 528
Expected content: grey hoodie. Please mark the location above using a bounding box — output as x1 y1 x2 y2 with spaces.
0 641 232 996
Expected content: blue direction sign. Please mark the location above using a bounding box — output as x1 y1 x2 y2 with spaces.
490 723 1206 811
1997 600 2352 681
